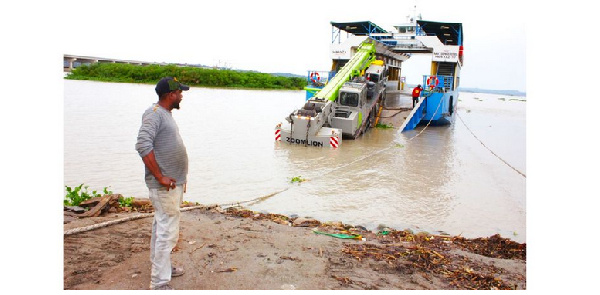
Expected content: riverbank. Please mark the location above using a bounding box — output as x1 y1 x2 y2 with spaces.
64 204 526 290
64 63 306 90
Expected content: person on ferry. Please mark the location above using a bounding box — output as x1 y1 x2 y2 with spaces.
412 84 423 108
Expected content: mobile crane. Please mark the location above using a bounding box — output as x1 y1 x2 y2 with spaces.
275 39 387 147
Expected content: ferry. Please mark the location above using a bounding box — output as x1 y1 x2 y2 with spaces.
388 19 464 130
276 15 464 147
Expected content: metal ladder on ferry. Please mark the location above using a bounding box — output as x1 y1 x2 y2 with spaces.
437 62 455 89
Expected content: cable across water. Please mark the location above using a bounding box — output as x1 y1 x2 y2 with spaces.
457 112 526 178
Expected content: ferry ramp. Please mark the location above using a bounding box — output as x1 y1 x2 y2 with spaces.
377 84 414 129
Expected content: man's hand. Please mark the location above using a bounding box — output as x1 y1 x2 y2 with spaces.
157 176 177 191
141 150 176 191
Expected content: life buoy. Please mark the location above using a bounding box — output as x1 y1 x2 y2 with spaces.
310 72 321 84
427 76 439 88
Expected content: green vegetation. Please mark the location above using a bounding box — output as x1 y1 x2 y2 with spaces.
65 63 307 90
65 183 136 208
375 123 394 129
183 200 201 206
118 196 134 208
64 184 113 206
290 176 306 184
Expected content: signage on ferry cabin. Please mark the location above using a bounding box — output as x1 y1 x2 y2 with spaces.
330 43 352 60
432 46 460 63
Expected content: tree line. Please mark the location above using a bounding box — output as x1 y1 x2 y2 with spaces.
65 63 307 90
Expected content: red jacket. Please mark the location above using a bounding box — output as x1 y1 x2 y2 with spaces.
412 86 422 98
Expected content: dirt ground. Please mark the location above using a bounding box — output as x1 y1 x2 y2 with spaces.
64 205 526 290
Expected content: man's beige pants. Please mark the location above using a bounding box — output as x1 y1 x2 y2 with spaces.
149 185 183 289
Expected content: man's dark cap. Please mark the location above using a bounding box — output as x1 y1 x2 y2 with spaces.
155 77 190 96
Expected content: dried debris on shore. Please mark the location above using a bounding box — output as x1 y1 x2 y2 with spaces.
222 207 526 290
64 201 526 290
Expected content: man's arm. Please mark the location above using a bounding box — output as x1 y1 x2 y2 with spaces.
136 111 176 190
141 150 177 190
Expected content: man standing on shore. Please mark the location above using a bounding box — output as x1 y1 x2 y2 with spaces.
135 77 189 290
412 84 423 108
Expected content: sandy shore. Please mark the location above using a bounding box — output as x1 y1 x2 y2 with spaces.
63 204 526 290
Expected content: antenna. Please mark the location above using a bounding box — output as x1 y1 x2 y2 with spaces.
412 1 417 21
408 0 420 23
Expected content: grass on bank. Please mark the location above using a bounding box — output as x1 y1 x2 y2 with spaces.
65 63 307 90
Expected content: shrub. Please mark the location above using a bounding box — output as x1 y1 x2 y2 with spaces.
66 63 307 90
64 184 113 206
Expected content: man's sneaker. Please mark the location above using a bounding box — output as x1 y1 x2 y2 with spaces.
172 267 185 277
152 284 174 290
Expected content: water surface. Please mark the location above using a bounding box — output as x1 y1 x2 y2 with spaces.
64 80 526 242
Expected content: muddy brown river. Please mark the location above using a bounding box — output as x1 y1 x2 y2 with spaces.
64 79 526 242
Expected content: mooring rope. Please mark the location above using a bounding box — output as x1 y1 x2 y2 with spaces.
63 190 294 236
456 112 526 178
63 205 213 236
215 188 291 208
64 213 154 236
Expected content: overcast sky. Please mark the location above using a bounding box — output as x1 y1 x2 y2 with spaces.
4 2 600 290
60 0 526 92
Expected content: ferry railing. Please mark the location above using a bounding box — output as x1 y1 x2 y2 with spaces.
422 75 453 92
306 70 336 87
305 70 336 100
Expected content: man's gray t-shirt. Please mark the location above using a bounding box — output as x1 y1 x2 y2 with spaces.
135 103 188 189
